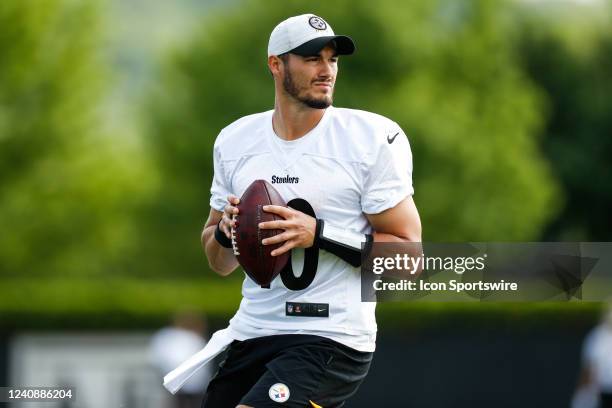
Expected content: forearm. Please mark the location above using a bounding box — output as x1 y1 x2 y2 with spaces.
202 225 239 276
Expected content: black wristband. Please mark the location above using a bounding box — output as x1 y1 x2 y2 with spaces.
214 220 233 249
314 219 324 247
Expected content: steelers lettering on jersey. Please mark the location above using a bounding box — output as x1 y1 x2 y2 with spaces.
271 174 299 184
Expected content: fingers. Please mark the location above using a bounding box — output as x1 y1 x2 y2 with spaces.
259 207 316 251
217 214 232 238
223 207 239 231
224 196 240 217
262 205 292 217
259 219 292 230
220 195 240 238
227 195 240 206
262 231 296 246
224 203 239 217
270 240 296 256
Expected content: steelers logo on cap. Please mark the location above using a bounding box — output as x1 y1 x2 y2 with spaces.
308 16 327 30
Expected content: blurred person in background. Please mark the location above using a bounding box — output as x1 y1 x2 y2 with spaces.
150 311 212 408
573 302 612 408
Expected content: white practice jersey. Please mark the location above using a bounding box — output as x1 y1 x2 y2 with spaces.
210 106 413 352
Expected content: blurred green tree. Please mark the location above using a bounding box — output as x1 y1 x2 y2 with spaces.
0 0 147 277
142 0 561 277
519 14 612 240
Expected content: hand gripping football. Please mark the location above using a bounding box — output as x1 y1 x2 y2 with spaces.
231 180 290 286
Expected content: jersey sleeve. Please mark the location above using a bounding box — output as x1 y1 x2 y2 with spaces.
361 123 414 214
209 134 231 212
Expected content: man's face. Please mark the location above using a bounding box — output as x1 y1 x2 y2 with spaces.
281 45 338 109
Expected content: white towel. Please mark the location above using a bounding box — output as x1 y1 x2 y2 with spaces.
163 327 234 394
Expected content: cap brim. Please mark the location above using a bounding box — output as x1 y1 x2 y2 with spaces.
289 35 355 56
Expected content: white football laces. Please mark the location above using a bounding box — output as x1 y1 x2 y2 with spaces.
230 214 240 256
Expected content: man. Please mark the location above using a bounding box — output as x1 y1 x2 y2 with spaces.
200 14 421 407
573 303 612 408
149 311 211 408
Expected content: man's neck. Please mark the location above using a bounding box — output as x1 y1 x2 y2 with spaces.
272 100 327 141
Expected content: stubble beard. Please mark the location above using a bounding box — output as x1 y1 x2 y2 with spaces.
282 69 333 110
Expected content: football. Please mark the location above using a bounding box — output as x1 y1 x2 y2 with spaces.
231 180 290 286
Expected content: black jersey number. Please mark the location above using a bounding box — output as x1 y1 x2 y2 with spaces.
279 198 319 291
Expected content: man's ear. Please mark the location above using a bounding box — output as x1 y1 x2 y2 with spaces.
268 55 282 77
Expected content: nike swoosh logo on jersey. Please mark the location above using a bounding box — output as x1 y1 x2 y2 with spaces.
387 132 399 144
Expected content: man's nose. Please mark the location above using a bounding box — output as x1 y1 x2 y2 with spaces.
318 61 334 78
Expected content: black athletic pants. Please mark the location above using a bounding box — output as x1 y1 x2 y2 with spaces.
201 334 372 408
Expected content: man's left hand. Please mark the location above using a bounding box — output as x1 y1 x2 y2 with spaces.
259 205 317 256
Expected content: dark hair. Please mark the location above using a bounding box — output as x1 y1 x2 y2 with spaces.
278 53 290 63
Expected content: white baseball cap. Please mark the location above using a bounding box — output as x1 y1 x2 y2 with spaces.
267 14 355 57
